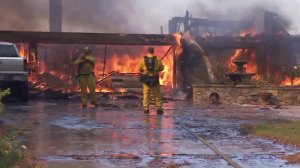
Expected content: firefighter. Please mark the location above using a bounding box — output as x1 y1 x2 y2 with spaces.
74 47 99 108
139 47 164 114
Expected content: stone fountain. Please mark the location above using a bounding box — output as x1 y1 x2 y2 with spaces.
225 60 255 83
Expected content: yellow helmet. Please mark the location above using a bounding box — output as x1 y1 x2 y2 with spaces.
83 47 92 52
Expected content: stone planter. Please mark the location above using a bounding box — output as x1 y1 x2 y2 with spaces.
193 85 300 105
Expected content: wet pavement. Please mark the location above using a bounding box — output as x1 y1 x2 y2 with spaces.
2 100 300 168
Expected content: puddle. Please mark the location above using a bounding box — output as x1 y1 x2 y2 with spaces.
51 116 113 130
4 100 300 168
179 116 300 167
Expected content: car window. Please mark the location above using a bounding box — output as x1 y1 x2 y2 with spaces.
0 45 18 57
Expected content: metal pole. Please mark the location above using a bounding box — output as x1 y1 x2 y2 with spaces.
102 45 107 78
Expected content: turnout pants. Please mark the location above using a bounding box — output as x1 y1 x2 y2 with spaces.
143 84 163 110
79 74 96 105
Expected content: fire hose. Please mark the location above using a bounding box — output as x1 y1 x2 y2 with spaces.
174 117 242 168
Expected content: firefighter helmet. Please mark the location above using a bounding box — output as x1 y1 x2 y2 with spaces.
83 47 92 52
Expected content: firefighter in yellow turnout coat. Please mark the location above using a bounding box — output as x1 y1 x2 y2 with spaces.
75 47 99 108
139 47 164 114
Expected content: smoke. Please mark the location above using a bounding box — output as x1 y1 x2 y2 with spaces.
0 0 48 31
0 0 300 34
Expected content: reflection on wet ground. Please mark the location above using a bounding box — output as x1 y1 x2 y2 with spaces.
2 100 300 168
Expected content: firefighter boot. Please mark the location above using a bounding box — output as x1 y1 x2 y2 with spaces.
157 109 164 115
90 101 99 107
144 108 149 114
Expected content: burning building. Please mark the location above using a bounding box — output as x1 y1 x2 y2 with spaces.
170 10 300 89
168 10 300 105
1 32 175 98
1 7 300 103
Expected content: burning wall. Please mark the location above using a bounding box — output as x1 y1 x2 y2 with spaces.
17 44 174 93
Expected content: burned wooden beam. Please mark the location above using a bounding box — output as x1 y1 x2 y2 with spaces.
170 17 252 27
195 35 300 50
195 36 261 49
169 16 253 35
0 31 175 46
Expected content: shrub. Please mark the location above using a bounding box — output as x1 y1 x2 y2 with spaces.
0 88 10 115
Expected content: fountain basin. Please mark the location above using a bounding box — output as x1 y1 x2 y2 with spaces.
225 72 255 82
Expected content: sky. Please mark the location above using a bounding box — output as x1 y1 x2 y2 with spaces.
0 0 300 34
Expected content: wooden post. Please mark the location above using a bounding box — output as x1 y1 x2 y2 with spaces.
28 43 38 82
102 45 107 78
49 0 62 32
160 26 164 34
28 43 38 73
173 47 177 89
184 11 190 32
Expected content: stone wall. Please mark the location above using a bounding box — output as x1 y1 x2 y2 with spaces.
192 85 300 105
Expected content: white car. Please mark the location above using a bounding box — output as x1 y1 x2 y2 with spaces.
0 42 29 102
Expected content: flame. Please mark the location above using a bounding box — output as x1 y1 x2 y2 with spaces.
117 88 127 93
240 28 256 36
228 49 243 70
161 55 173 86
101 54 141 73
228 49 257 73
244 51 257 73
281 76 300 86
95 88 113 93
95 46 173 86
17 44 36 84
173 33 183 56
18 44 28 59
49 70 68 81
38 61 46 74
35 82 47 90
16 44 174 93
252 74 261 80
228 30 257 73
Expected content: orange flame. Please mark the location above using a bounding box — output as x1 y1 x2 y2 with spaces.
228 49 243 70
95 46 173 86
173 33 183 56
18 44 28 59
228 30 257 74
95 88 114 93
244 51 257 73
228 49 257 73
17 44 174 92
240 28 256 36
281 76 300 86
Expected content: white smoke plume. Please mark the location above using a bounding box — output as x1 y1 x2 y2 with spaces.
0 0 299 34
